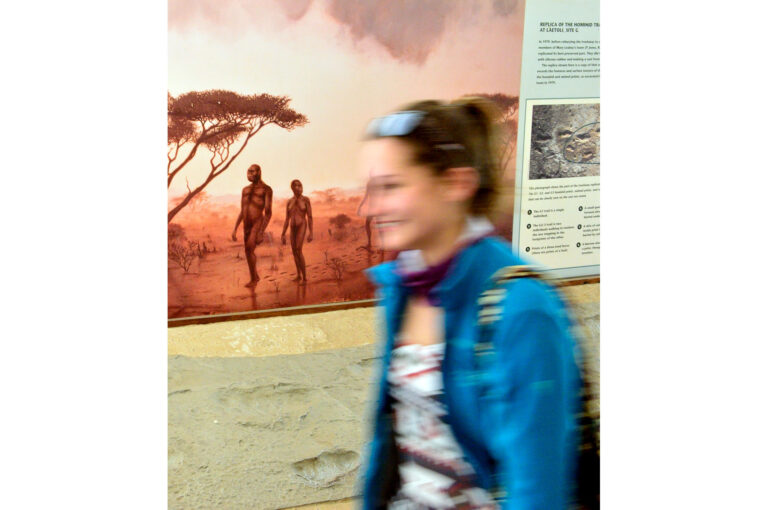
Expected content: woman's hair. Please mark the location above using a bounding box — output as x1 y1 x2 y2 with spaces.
365 97 502 216
290 179 302 188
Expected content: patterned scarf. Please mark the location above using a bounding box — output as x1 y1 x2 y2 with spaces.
395 216 495 306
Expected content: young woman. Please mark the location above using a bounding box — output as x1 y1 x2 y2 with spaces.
359 98 582 510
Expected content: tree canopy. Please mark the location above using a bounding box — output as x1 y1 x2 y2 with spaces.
167 90 308 222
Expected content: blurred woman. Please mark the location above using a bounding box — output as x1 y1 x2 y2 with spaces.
359 98 581 509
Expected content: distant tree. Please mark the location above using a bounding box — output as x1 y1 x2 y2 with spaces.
168 222 196 272
168 222 185 242
329 213 352 230
168 240 199 273
167 90 308 223
311 188 341 204
171 189 210 215
323 251 346 282
329 213 352 241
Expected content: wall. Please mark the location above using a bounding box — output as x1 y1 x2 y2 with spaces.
168 284 599 510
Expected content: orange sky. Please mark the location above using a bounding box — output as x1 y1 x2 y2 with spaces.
168 0 525 201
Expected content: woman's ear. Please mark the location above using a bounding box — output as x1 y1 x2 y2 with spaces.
440 166 480 204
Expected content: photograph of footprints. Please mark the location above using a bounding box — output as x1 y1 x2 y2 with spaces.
529 102 600 179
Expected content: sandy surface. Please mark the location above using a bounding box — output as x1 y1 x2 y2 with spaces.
169 193 387 319
285 498 356 510
168 345 378 510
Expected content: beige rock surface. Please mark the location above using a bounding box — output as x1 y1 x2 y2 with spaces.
168 284 599 508
562 284 600 416
168 307 378 358
284 499 356 510
168 345 378 510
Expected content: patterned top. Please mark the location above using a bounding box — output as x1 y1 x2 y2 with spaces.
387 341 498 510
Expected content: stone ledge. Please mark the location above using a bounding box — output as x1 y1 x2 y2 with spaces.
168 307 378 358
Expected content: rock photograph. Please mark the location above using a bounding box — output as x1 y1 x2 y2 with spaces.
529 102 600 179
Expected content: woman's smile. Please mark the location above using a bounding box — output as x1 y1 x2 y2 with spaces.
375 219 405 231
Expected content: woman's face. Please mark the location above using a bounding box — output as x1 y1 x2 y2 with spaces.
360 137 460 253
291 180 303 196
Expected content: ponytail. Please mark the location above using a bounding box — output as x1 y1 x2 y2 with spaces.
450 97 501 216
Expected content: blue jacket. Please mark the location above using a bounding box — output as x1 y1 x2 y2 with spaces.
360 237 582 510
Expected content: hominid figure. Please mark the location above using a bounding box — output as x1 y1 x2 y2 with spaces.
281 179 313 283
232 164 273 287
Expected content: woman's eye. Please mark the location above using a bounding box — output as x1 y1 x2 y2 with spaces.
369 180 404 196
381 182 401 191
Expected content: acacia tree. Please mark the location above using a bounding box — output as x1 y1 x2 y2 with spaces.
167 90 308 223
167 93 197 174
311 188 341 204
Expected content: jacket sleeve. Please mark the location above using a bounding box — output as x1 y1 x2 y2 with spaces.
360 412 398 510
480 303 576 510
359 289 400 510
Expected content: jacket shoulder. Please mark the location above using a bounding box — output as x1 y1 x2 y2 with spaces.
472 237 528 269
364 261 399 288
459 237 528 290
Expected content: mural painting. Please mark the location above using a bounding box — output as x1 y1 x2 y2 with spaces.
168 0 526 319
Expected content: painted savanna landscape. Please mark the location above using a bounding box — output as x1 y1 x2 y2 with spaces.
168 0 526 319
168 181 384 318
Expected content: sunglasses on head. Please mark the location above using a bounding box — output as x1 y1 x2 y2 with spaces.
366 109 468 155
365 110 426 138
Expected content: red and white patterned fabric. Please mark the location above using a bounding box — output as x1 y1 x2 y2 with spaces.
387 341 498 510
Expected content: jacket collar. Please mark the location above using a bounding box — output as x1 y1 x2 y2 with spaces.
365 217 496 309
393 216 494 273
366 260 401 288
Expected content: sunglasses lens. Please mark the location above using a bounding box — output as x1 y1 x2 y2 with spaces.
367 110 425 137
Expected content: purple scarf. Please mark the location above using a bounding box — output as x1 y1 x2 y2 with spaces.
395 217 495 306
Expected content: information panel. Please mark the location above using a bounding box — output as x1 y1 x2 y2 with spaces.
513 0 600 279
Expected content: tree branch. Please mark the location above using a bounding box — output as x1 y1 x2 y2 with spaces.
167 123 217 187
167 91 308 221
209 124 263 180
167 142 181 174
